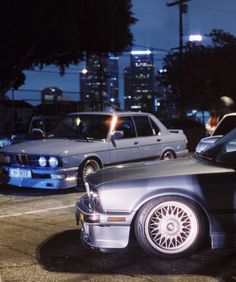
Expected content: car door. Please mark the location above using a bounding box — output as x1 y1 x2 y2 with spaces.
132 115 163 160
109 115 141 164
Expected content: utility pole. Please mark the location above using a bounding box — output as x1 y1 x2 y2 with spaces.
11 88 15 131
167 0 190 114
166 0 190 57
98 53 107 111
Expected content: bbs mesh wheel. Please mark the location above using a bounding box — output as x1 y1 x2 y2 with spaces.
134 196 206 259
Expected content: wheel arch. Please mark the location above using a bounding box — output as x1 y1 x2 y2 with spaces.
130 191 211 243
160 148 176 159
80 154 104 169
77 155 104 188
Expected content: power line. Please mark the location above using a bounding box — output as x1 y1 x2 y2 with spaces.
133 8 188 31
192 1 236 15
133 9 180 29
132 44 169 53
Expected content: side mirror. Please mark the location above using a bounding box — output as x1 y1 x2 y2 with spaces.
110 131 124 147
111 130 124 140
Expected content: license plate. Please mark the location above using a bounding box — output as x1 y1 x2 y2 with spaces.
9 168 32 178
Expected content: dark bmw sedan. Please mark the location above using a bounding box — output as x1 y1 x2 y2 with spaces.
75 128 236 259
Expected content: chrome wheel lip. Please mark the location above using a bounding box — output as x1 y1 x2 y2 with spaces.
145 200 198 254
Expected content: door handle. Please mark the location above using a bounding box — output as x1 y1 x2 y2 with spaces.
134 141 139 145
157 139 161 142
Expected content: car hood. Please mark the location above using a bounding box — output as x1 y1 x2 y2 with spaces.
87 156 232 187
0 138 106 156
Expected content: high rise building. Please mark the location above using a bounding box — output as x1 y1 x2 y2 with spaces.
124 50 156 111
80 55 119 111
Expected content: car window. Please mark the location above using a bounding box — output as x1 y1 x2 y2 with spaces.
115 116 136 138
215 138 236 165
31 119 44 132
214 115 236 136
133 116 153 137
150 118 160 135
52 114 111 139
44 118 60 133
226 140 236 152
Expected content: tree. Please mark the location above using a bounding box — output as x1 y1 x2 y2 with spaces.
0 0 136 99
159 29 236 114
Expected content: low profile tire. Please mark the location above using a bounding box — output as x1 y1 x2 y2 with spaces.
161 150 175 160
78 158 101 188
134 196 206 259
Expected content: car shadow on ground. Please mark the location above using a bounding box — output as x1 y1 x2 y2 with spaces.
0 184 84 196
36 229 236 281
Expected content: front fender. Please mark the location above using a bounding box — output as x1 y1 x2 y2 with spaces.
62 153 105 168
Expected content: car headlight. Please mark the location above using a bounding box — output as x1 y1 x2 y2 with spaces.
0 139 11 147
39 156 47 167
49 157 58 168
0 153 10 164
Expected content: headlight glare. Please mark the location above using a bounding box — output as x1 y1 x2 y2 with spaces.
39 156 47 167
49 157 58 168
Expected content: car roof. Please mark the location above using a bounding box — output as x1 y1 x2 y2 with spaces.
220 112 236 118
66 111 153 117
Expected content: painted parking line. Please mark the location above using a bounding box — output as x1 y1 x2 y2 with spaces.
0 204 74 219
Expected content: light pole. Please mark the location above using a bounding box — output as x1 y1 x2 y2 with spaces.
167 0 191 114
11 88 15 131
166 0 190 57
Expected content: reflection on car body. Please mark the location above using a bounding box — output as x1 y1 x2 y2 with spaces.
75 128 236 259
196 112 236 153
0 111 188 190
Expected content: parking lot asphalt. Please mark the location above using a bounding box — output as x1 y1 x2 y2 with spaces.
0 186 235 282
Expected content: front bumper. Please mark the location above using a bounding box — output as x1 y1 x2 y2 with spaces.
2 166 79 189
75 195 132 250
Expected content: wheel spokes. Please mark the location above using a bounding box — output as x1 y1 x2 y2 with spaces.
147 202 197 253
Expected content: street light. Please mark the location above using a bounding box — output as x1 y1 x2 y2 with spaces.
188 34 203 42
81 68 88 74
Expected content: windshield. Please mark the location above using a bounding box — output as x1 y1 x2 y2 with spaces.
199 128 236 166
50 114 112 140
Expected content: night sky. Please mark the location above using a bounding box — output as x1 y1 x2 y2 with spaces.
132 0 236 51
18 0 236 101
